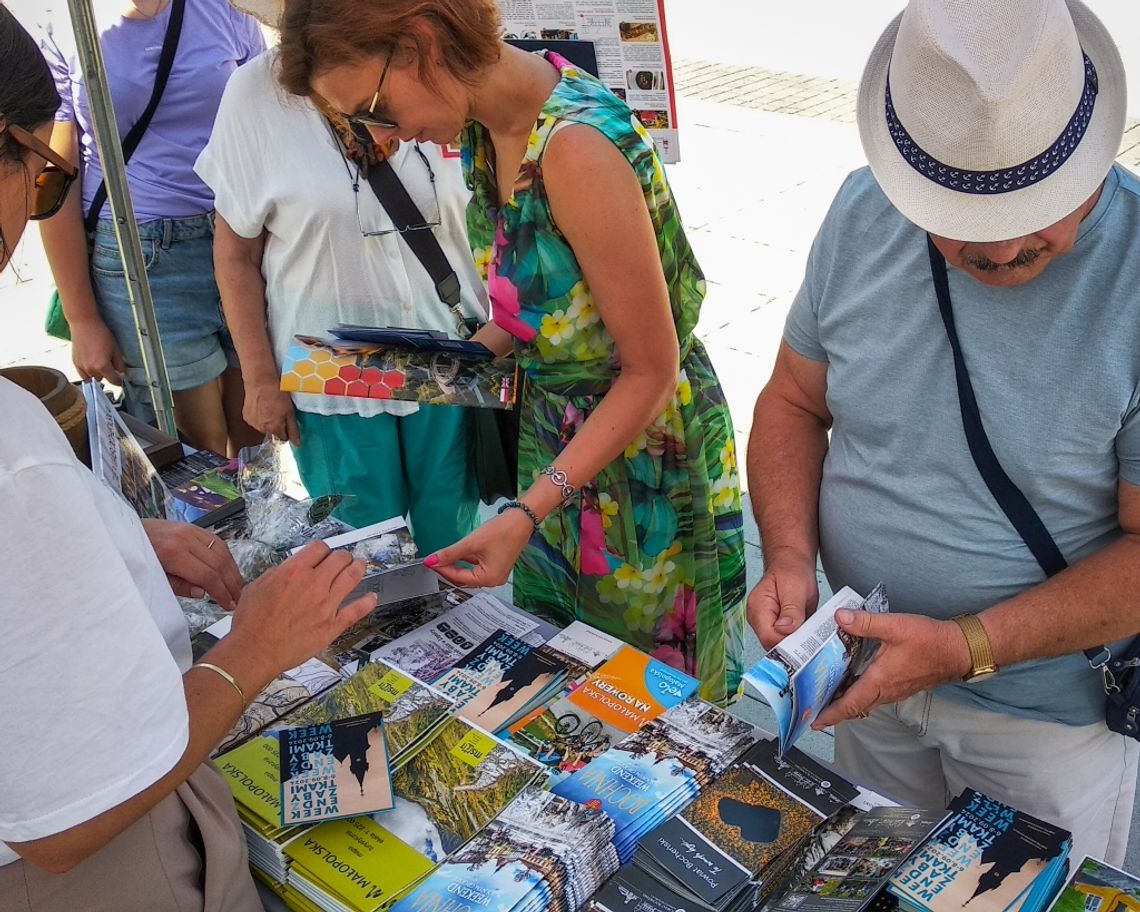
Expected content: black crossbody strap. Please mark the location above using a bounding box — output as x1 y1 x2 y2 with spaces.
926 235 1112 669
356 132 461 309
84 0 186 234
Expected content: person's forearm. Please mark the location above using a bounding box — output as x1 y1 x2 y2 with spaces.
519 362 677 520
7 633 276 874
214 231 277 385
747 384 829 566
39 121 99 325
472 321 515 357
981 533 1140 667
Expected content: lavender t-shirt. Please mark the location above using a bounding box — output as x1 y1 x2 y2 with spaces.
40 0 264 222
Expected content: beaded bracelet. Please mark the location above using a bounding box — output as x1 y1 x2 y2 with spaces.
540 465 576 505
498 499 542 532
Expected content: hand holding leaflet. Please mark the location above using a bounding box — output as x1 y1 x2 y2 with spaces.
743 584 888 757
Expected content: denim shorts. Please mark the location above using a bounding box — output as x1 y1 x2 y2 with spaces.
90 213 238 419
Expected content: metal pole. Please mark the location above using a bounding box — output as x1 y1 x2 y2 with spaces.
65 0 178 437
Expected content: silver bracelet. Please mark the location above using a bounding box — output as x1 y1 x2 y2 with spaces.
541 465 576 504
498 499 542 532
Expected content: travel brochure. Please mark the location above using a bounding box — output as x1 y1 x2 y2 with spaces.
888 790 1072 912
172 494 1103 912
280 333 517 410
278 713 393 826
744 584 889 757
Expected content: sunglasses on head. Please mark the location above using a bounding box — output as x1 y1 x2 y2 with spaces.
3 122 78 220
343 51 399 132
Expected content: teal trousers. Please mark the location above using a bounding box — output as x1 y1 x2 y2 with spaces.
292 406 478 556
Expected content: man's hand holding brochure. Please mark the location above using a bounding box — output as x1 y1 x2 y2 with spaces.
743 584 888 756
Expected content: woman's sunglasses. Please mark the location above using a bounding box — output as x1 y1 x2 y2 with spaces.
343 52 399 131
4 122 78 220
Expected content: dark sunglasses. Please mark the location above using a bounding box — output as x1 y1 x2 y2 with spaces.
4 122 78 220
343 52 399 131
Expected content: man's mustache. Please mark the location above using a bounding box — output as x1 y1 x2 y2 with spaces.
963 247 1043 272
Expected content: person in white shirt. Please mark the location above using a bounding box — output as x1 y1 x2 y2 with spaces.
197 48 488 554
0 10 376 908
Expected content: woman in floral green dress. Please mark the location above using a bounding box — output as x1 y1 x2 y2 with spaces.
278 0 746 703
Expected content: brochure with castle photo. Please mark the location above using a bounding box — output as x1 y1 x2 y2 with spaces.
278 713 393 826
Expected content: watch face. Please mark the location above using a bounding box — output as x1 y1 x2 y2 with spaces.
964 667 998 684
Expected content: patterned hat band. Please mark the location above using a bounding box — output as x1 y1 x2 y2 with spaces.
885 52 1099 195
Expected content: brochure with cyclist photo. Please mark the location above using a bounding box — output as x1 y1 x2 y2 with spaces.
509 694 630 785
744 584 888 757
566 644 699 734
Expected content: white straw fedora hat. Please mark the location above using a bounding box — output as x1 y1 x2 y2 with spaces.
857 0 1126 242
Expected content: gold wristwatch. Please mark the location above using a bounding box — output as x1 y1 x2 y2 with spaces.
950 614 999 683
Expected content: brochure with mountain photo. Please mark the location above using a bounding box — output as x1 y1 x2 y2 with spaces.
392 786 618 912
285 716 545 911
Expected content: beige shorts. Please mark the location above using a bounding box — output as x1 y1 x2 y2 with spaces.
0 762 263 912
835 690 1139 867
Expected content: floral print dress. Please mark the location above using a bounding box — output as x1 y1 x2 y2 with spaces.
461 53 746 704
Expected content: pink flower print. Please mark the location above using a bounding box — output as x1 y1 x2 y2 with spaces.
579 501 613 577
650 644 688 673
488 260 536 342
659 585 697 645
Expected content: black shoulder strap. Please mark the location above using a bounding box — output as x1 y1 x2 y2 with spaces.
84 0 186 233
355 130 462 309
926 235 1113 669
927 235 1069 576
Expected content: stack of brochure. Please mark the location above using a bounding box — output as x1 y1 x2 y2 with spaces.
284 716 547 912
888 790 1071 912
372 590 560 682
391 786 620 912
431 629 571 734
601 739 831 912
553 696 755 863
1046 856 1140 912
317 589 454 676
767 805 947 912
216 660 455 889
744 584 888 758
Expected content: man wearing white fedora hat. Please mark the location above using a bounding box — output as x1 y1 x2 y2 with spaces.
747 0 1140 864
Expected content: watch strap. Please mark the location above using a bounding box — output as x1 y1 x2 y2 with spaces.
950 613 998 679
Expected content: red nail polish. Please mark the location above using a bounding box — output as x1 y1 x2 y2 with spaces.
424 554 439 568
